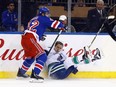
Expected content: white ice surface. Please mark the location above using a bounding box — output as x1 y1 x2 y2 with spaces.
0 78 116 87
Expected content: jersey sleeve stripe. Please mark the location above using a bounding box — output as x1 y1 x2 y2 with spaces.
51 20 60 29
54 21 60 29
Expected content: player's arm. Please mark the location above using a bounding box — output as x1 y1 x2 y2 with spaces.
46 18 65 31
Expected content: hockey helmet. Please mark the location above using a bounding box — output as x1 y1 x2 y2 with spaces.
39 7 50 16
59 15 67 21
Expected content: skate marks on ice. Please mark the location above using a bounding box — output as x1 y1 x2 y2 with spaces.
0 78 116 87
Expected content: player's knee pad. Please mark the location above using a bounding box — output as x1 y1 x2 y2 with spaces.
36 53 47 64
25 58 35 65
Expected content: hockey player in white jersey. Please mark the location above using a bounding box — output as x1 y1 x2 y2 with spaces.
45 40 102 79
46 41 78 79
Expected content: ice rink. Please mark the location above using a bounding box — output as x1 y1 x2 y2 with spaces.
0 78 116 87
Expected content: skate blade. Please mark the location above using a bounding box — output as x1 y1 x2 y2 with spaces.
16 76 30 80
29 78 44 83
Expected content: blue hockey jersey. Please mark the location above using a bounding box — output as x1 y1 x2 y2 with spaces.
27 16 64 40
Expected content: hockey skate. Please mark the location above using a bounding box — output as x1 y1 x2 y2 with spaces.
72 68 78 74
92 48 101 62
16 68 29 79
81 46 90 64
29 69 44 83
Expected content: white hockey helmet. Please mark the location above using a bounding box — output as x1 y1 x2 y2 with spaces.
59 15 67 21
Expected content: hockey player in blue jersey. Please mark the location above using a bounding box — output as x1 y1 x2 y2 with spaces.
17 7 65 82
27 7 64 40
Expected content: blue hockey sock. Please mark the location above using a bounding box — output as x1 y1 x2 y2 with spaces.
20 58 35 74
33 53 47 75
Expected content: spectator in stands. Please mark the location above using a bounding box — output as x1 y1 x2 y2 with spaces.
75 0 86 7
59 15 76 32
1 1 18 32
86 0 107 32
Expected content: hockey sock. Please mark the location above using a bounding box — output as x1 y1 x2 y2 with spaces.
72 56 79 64
20 58 35 74
33 53 47 75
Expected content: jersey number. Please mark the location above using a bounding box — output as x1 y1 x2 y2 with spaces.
29 20 39 32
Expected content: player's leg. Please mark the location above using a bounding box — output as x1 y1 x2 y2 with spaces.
49 62 78 79
17 33 35 78
30 53 47 82
17 33 45 79
23 33 47 82
62 65 78 78
49 62 66 79
55 66 78 79
17 58 35 78
63 58 78 75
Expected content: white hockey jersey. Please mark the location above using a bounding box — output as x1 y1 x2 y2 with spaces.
46 49 77 69
46 49 67 66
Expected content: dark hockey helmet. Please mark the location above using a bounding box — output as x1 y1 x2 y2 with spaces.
39 6 50 17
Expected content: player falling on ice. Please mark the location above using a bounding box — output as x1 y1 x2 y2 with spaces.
46 41 78 79
46 41 102 79
16 7 64 82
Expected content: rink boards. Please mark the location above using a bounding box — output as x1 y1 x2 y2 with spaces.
0 32 116 78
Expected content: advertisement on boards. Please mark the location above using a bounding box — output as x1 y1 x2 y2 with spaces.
0 33 116 78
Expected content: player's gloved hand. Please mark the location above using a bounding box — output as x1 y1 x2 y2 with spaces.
40 34 46 41
60 28 65 32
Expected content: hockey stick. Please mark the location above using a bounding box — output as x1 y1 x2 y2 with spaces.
83 5 116 61
86 19 116 61
86 19 108 59
88 4 116 48
47 30 62 55
88 23 104 48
